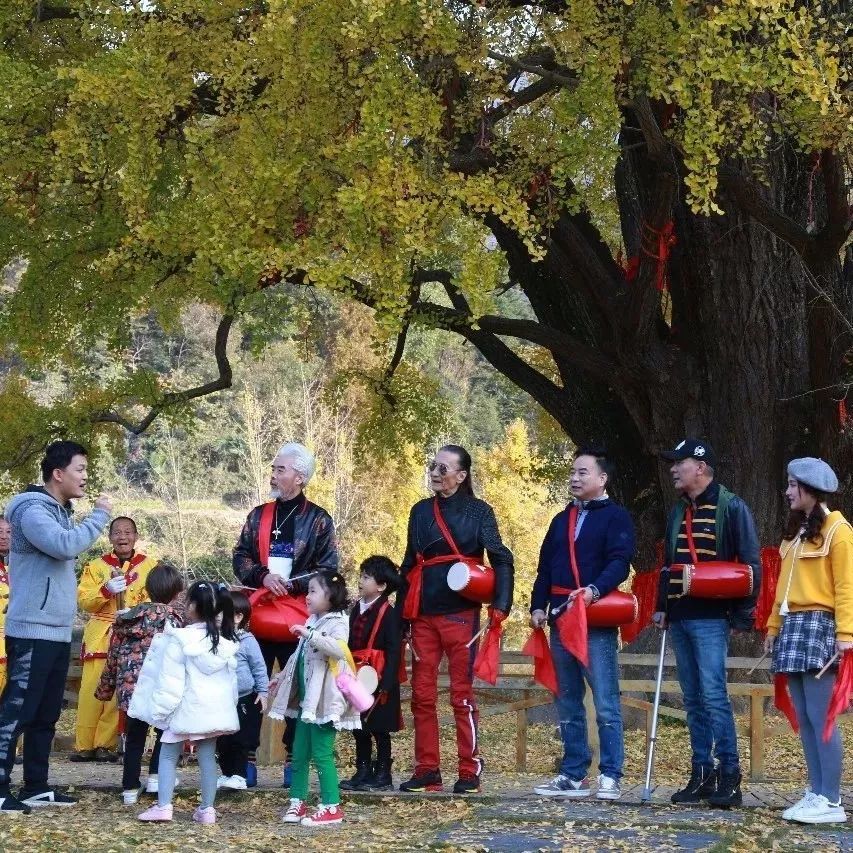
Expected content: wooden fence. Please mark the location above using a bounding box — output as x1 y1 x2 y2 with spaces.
253 649 775 781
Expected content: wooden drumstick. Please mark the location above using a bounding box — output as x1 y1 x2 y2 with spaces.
816 651 841 680
747 650 769 675
465 624 489 648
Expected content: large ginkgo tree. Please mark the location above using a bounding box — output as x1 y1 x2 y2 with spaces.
2 0 852 550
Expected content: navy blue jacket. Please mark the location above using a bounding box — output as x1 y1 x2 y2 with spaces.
530 499 635 620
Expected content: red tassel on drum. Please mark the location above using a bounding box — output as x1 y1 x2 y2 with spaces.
557 598 589 669
522 627 558 695
774 673 800 732
473 622 502 685
823 651 853 742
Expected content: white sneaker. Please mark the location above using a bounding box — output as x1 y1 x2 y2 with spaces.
122 788 143 805
219 775 247 790
793 794 848 824
596 774 621 800
146 774 179 794
782 789 815 820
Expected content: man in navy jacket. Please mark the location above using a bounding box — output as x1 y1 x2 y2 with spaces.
530 449 635 801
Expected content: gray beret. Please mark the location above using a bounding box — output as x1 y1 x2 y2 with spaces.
787 457 839 494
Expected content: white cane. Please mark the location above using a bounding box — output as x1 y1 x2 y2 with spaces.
642 624 668 802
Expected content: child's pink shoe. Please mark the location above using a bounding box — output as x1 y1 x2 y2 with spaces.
192 806 216 825
138 803 173 822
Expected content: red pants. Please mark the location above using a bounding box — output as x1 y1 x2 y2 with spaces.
410 611 481 779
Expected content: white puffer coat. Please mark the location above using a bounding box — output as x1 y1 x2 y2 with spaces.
128 623 239 736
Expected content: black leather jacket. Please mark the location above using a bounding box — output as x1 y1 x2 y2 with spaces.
233 496 339 592
399 490 514 616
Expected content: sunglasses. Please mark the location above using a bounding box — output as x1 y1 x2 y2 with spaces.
427 461 458 476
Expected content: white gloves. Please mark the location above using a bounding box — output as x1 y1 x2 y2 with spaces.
104 575 127 595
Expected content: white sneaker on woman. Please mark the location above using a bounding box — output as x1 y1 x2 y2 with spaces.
793 794 847 824
782 789 815 820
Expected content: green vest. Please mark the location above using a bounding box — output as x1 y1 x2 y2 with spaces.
666 484 735 564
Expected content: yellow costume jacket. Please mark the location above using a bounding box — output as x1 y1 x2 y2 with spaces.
78 552 156 661
0 559 8 665
767 511 853 642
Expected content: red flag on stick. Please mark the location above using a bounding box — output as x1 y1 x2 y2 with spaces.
473 622 502 685
557 597 589 669
774 673 800 732
521 627 558 694
823 651 853 742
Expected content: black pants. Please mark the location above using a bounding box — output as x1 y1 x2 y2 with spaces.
217 693 264 777
354 730 391 765
122 716 162 790
261 640 297 757
0 637 70 792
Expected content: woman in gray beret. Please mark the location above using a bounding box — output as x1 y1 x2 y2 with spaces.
764 457 853 825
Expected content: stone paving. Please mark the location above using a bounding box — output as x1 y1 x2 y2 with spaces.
33 758 853 851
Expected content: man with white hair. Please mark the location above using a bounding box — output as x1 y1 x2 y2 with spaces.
233 442 338 786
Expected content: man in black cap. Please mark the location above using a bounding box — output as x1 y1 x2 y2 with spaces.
653 439 760 808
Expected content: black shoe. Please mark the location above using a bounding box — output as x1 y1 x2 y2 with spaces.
0 793 31 814
399 769 443 792
68 750 96 763
706 770 742 808
671 768 718 804
453 775 481 795
365 759 393 791
19 788 77 808
93 747 119 763
340 760 372 791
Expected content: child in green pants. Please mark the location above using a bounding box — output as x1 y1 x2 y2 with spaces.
267 571 361 827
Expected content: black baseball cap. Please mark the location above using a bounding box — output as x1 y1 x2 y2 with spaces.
660 438 717 468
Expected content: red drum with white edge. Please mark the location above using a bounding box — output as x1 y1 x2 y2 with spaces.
447 561 495 604
669 561 753 599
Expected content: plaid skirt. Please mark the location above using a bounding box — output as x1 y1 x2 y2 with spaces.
772 610 837 673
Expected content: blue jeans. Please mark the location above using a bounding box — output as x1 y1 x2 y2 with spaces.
670 619 739 774
550 626 624 781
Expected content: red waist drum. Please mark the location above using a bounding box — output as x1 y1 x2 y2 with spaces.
587 591 639 627
248 589 309 642
446 561 495 604
669 562 753 599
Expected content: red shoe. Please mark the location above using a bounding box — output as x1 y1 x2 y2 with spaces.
282 799 308 823
301 803 344 826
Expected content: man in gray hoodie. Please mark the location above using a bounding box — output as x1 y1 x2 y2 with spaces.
0 441 112 813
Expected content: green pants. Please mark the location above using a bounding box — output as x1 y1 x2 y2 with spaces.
291 718 339 805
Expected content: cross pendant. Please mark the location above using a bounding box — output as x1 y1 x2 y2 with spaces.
273 529 281 540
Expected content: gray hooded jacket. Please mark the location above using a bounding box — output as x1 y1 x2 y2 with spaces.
5 487 110 642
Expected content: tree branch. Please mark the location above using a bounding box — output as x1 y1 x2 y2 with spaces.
717 161 811 256
486 49 578 91
92 309 236 435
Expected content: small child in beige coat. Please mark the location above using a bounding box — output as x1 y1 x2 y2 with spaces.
268 571 359 827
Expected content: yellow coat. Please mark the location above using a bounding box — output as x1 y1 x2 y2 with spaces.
78 553 156 660
767 511 853 642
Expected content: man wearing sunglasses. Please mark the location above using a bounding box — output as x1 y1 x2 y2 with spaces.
398 444 514 795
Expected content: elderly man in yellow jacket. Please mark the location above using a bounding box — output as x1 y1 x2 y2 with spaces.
71 516 155 762
0 519 10 696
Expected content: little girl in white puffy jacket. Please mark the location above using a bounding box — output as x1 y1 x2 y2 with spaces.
129 580 239 825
